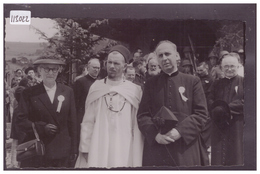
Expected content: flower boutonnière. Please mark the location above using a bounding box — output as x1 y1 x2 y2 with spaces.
57 95 65 113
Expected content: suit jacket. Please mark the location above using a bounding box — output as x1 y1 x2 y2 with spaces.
137 71 208 166
17 82 77 160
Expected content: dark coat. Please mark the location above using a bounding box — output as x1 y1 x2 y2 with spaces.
137 71 209 167
73 74 97 146
198 74 214 148
208 75 244 166
16 83 77 167
133 73 146 90
199 74 214 102
73 74 96 123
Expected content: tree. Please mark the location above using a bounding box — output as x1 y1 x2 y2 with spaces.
212 21 244 55
32 18 109 85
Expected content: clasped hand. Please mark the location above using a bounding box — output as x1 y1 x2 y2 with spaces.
155 128 181 145
44 124 59 135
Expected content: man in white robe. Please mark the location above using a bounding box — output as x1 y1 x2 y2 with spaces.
75 45 143 168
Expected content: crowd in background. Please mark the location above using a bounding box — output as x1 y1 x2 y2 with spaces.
4 42 244 169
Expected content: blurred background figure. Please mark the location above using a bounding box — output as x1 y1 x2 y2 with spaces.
19 67 40 88
132 58 147 89
181 59 194 75
136 48 143 57
124 65 136 82
11 69 24 88
209 50 226 80
176 52 181 69
219 50 229 63
197 62 213 103
237 48 245 66
129 49 142 64
9 86 25 168
145 53 161 79
74 64 88 82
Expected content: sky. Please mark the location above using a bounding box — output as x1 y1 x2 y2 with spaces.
4 18 58 43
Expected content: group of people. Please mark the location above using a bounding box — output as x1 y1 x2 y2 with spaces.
8 40 244 169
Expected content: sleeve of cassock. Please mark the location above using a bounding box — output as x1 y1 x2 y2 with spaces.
175 77 208 145
137 80 159 146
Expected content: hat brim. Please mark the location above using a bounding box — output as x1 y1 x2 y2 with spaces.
33 59 65 65
210 100 230 115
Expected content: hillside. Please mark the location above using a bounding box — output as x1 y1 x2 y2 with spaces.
5 41 48 61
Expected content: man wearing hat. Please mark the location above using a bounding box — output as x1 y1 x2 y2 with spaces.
16 58 77 168
137 40 208 167
208 51 225 81
181 59 194 75
208 53 244 166
75 45 143 168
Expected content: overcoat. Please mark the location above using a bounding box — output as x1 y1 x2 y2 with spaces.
137 71 208 167
16 82 77 167
208 75 244 166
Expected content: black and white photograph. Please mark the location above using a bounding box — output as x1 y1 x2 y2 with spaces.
3 3 256 170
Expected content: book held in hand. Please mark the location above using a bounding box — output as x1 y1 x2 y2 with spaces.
152 106 179 134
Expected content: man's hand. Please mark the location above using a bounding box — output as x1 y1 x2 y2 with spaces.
155 133 175 144
44 124 59 135
82 153 88 163
165 128 181 141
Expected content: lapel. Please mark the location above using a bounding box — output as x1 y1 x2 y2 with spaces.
37 83 64 127
53 83 66 124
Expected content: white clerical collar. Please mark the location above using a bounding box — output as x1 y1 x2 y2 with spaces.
88 73 98 79
44 83 57 91
106 78 124 86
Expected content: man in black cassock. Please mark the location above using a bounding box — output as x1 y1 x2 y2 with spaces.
208 53 244 166
73 58 100 144
137 40 209 167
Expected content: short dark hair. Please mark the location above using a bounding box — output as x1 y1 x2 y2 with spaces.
198 62 209 70
124 65 135 73
78 65 86 74
133 57 145 67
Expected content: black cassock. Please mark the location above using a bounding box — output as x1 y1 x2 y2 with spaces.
208 75 244 166
73 74 96 146
137 71 208 167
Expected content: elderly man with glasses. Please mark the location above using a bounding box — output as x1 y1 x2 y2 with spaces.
16 58 77 168
208 53 244 166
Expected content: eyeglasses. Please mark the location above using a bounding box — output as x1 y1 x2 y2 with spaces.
223 65 236 70
40 67 60 73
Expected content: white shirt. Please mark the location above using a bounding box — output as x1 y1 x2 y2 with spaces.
44 83 57 103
